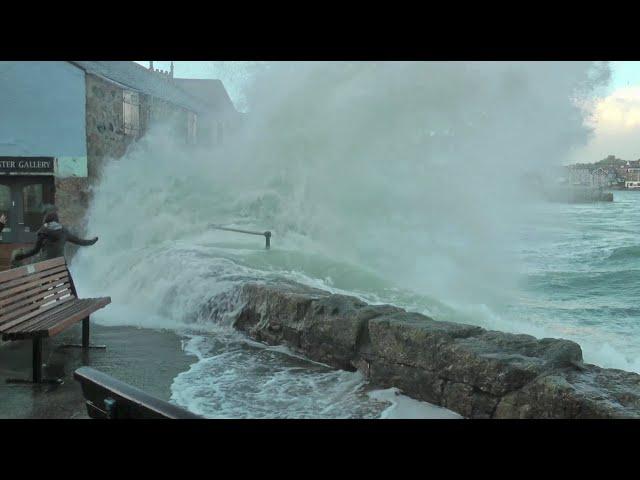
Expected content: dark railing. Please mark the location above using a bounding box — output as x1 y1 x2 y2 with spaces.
209 225 272 249
74 367 202 419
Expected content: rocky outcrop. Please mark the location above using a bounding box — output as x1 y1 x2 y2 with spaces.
230 281 640 419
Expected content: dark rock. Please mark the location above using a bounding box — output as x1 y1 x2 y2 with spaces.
439 332 583 397
236 282 399 370
495 365 640 418
367 360 444 405
231 281 640 419
440 382 499 418
365 312 484 371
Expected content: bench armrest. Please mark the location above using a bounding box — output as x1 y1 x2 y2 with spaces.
73 367 202 419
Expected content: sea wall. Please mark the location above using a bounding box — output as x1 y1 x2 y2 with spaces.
544 186 614 203
229 281 640 419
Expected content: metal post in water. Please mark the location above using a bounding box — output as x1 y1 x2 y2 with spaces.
209 225 272 250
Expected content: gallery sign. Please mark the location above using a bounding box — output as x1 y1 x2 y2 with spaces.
0 157 54 174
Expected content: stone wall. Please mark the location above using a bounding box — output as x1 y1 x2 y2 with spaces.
144 95 192 141
55 74 193 236
85 74 134 180
53 74 132 236
225 280 640 419
55 177 90 234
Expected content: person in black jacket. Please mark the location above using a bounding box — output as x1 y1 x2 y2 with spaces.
12 211 98 265
0 213 6 233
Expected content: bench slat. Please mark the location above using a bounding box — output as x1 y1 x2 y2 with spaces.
0 257 66 284
1 257 111 345
22 298 98 332
0 295 76 334
1 298 79 338
0 284 73 324
0 270 71 303
0 264 68 295
1 296 80 334
2 258 111 387
45 298 111 337
2 297 111 340
0 277 71 311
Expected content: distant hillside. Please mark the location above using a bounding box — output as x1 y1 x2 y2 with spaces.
594 155 628 167
572 155 639 169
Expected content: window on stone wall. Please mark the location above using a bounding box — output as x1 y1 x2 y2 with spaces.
187 112 197 145
123 90 140 136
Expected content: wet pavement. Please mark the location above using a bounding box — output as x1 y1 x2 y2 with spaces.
0 323 195 419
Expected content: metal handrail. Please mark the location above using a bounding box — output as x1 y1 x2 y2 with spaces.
209 225 272 249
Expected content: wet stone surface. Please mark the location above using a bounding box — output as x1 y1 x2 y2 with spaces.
0 323 194 419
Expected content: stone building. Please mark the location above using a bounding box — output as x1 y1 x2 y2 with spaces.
566 165 617 187
173 77 243 145
0 61 239 269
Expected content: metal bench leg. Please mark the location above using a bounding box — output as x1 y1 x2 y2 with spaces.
33 337 42 383
83 317 90 348
6 338 62 385
61 317 106 349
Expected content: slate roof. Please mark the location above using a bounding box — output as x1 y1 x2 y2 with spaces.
172 78 237 115
69 61 206 113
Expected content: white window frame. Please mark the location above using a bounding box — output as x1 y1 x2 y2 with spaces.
187 112 197 145
123 90 140 136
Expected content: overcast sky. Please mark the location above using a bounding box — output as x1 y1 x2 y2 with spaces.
138 61 640 164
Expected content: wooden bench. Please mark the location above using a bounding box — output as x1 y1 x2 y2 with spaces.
74 367 202 419
0 257 111 383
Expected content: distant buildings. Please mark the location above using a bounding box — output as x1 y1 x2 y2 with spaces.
565 156 640 189
621 160 640 188
565 165 617 187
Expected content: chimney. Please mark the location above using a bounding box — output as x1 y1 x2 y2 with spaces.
149 61 154 70
170 61 174 79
